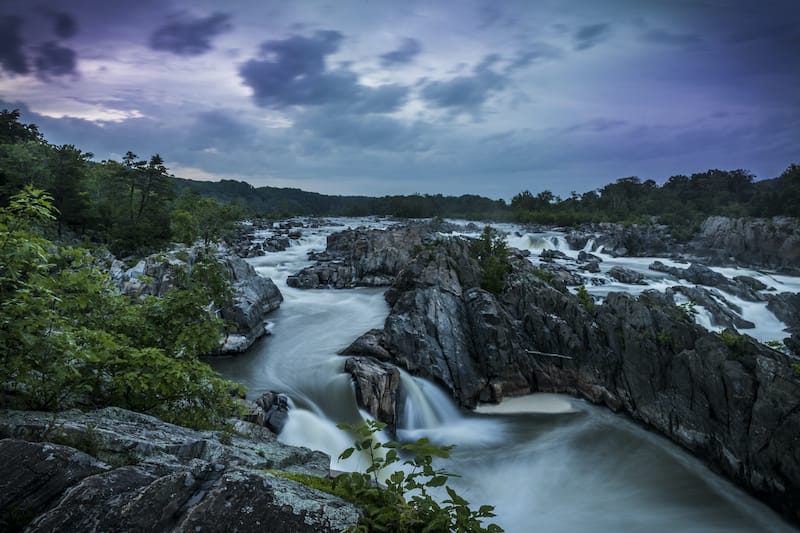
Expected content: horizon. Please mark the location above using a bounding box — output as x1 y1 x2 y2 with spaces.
1 0 798 200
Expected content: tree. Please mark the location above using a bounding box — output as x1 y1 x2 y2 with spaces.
172 192 243 248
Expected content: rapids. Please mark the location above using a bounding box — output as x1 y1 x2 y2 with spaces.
209 218 797 532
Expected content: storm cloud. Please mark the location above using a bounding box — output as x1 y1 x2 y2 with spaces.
150 12 232 55
380 38 422 66
574 23 611 50
420 55 507 113
239 30 408 113
0 16 30 75
34 41 78 79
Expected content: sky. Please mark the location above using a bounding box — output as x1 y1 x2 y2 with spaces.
0 0 798 200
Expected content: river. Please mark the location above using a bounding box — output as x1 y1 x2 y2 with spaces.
209 218 797 532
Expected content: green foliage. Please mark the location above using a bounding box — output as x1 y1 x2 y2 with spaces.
792 363 800 377
472 226 511 295
171 192 242 248
576 285 595 312
531 267 554 283
717 329 749 357
0 187 243 429
677 300 698 322
311 420 504 533
655 329 673 348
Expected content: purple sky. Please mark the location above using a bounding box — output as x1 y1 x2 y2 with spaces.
1 0 798 200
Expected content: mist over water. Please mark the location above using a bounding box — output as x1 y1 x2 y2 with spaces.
209 218 797 532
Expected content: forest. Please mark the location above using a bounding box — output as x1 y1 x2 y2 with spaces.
3 108 798 256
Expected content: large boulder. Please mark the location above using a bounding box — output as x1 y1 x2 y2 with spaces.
343 357 400 431
0 408 360 532
693 216 800 273
113 248 282 354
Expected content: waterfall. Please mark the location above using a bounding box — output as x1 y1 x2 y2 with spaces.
396 372 506 447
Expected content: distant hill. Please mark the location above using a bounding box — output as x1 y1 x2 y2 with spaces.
173 177 509 219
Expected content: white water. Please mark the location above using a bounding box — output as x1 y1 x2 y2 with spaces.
209 218 798 532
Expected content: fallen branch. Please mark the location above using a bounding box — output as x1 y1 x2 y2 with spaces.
525 349 573 360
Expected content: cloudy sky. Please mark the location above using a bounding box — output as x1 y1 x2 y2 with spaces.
1 0 798 199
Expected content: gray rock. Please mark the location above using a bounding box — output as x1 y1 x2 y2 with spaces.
693 215 800 273
254 392 291 434
0 408 361 532
607 266 647 285
0 439 108 532
344 357 400 431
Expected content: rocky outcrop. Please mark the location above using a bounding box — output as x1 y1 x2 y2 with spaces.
111 248 282 354
607 266 646 285
566 222 677 257
218 255 283 353
240 391 291 434
649 261 765 302
344 357 400 431
0 408 360 532
692 216 800 273
338 229 800 523
286 221 456 289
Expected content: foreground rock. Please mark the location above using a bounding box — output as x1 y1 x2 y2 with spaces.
0 408 360 532
111 248 282 354
337 228 800 524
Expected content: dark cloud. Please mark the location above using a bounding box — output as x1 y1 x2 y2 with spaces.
642 28 701 46
0 16 30 75
239 30 408 112
296 111 426 151
420 55 507 112
150 12 232 55
51 11 78 39
563 118 628 134
574 23 611 50
380 38 421 66
34 41 77 79
186 110 256 150
506 43 561 72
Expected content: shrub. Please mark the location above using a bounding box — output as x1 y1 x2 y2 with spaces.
472 226 511 296
576 285 595 312
282 420 503 533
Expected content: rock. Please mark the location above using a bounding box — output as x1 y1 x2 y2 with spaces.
340 329 393 360
668 286 756 330
352 231 800 524
566 222 677 257
649 261 764 302
219 255 283 353
579 261 601 273
577 250 602 263
113 248 283 355
254 392 291 434
286 223 437 289
539 249 570 262
0 440 109 532
0 408 361 532
766 292 800 338
607 266 646 285
344 357 400 431
693 216 800 273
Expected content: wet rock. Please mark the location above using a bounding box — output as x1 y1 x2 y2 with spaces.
344 357 401 431
766 292 800 338
668 286 756 330
578 261 601 273
607 266 647 285
649 261 763 302
577 250 603 263
254 392 291 435
539 249 570 262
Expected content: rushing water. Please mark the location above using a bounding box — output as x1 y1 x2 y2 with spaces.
209 219 797 532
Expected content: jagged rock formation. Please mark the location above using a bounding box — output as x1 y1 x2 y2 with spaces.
694 216 800 273
0 408 360 532
343 357 400 432
565 222 677 257
286 221 461 289
337 228 800 524
110 248 282 354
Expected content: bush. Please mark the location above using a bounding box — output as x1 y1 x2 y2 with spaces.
576 285 595 312
282 420 503 533
0 187 243 429
472 226 511 295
